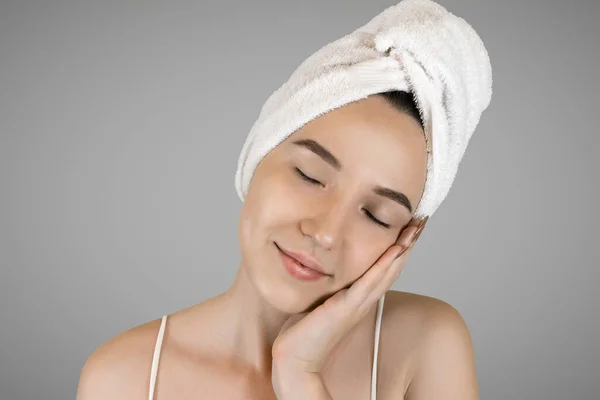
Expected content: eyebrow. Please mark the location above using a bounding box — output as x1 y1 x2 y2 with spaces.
291 139 413 213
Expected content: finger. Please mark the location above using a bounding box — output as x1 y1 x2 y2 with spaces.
380 248 411 288
344 244 405 313
343 216 429 314
380 217 430 287
396 216 428 247
367 244 414 302
347 221 426 311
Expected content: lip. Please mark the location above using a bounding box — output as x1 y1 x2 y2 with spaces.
275 244 331 281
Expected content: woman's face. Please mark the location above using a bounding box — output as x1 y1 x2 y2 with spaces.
238 95 428 314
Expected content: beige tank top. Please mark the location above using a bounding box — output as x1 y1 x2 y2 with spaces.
148 294 386 399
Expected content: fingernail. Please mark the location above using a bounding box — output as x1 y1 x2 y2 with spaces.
412 216 429 242
394 246 408 260
413 226 424 241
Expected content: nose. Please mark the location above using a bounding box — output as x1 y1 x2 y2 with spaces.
300 195 350 251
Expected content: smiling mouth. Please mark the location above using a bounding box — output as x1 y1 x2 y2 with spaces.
275 243 331 281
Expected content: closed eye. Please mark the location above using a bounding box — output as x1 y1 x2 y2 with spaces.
363 209 390 228
294 167 391 229
294 167 324 186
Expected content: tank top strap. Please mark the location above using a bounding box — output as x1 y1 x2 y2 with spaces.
371 293 386 400
148 300 384 399
148 315 168 400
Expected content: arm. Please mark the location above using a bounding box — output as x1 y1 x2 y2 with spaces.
405 302 479 400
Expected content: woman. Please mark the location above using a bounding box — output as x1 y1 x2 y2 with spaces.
77 0 492 399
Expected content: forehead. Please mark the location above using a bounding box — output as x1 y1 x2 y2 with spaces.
284 96 426 174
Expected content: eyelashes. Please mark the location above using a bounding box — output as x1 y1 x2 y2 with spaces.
293 167 391 228
295 167 324 186
363 209 390 229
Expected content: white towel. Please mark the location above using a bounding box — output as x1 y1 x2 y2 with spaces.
234 0 493 219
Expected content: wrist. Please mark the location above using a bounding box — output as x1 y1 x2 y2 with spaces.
273 371 332 400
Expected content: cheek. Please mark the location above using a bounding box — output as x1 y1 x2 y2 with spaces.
239 169 308 243
338 241 389 286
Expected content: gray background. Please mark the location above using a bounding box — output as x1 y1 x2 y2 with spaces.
1 0 598 399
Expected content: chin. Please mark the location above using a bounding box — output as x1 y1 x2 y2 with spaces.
255 278 314 315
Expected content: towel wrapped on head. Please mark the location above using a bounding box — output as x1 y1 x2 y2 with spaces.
235 0 493 219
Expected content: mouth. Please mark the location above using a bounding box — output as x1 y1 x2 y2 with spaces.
275 243 331 281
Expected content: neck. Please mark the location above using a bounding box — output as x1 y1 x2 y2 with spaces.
211 263 294 375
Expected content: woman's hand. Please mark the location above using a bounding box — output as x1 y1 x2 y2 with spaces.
271 216 429 398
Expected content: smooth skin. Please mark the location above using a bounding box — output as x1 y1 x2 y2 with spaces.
77 95 478 399
271 217 427 399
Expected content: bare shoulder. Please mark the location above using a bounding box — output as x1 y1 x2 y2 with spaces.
384 290 470 330
382 290 478 399
76 317 164 400
380 290 471 361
